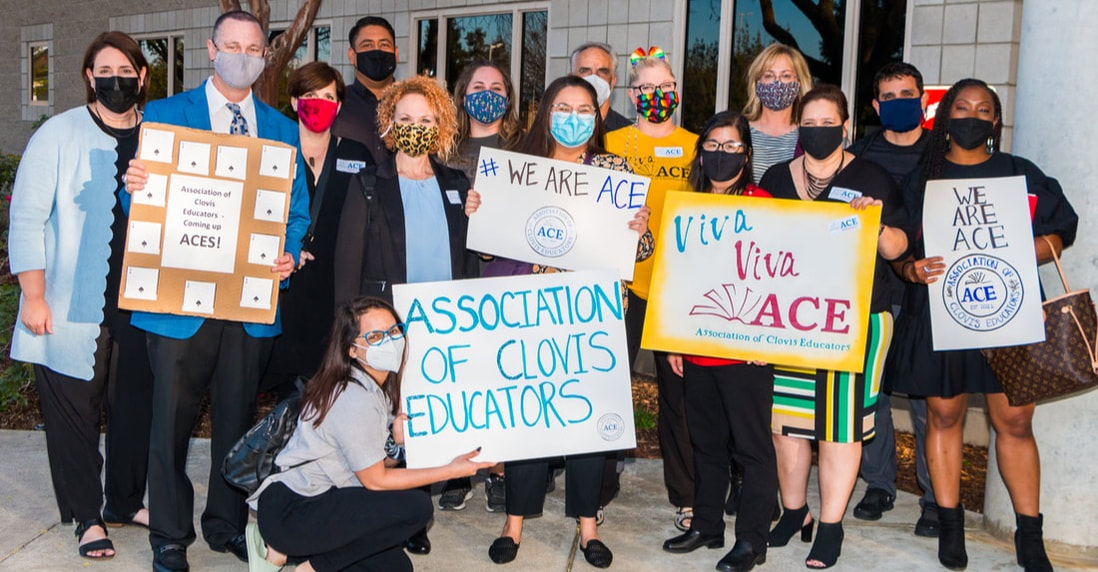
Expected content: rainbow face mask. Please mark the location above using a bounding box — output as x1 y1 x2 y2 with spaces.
634 89 680 123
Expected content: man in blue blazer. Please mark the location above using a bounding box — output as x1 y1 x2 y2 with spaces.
123 11 309 572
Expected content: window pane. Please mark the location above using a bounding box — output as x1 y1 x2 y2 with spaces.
141 38 169 102
520 11 547 127
173 37 185 95
417 19 438 77
681 0 721 133
853 0 907 138
316 26 330 62
445 14 512 94
269 29 310 116
30 45 49 103
727 0 847 113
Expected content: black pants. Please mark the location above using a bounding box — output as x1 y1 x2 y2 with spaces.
683 361 777 550
258 482 431 572
505 453 603 518
625 290 695 507
34 303 152 523
146 321 272 549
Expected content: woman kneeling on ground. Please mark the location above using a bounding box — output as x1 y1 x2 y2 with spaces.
247 297 493 571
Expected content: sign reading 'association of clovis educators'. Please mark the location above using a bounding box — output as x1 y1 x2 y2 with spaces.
642 192 881 373
465 148 650 281
393 271 636 469
922 176 1044 351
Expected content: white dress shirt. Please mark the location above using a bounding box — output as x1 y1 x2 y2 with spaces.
205 77 258 136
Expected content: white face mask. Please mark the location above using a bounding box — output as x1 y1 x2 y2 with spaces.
213 50 265 90
353 337 405 374
582 74 612 107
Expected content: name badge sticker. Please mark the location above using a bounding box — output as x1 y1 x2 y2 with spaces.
336 159 367 173
828 215 861 233
828 186 862 203
654 147 684 158
445 190 462 205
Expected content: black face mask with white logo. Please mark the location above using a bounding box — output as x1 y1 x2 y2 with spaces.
356 50 396 82
94 76 140 114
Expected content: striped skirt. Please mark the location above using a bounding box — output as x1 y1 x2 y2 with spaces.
771 312 894 443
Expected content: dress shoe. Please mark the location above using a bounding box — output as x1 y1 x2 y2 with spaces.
404 527 431 555
853 488 895 521
211 533 248 563
717 539 766 572
152 543 189 572
663 530 724 553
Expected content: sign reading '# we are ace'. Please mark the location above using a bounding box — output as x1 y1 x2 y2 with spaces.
465 148 650 281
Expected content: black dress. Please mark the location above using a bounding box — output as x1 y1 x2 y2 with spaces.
760 156 913 442
886 153 1079 398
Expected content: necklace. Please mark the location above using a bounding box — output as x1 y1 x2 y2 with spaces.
802 153 844 200
89 104 140 138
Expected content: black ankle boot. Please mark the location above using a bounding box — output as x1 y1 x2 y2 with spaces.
1015 513 1052 572
805 521 843 569
768 504 814 547
937 505 967 570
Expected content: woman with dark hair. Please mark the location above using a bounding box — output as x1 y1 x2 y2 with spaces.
464 75 652 568
8 31 152 559
760 85 911 569
436 59 523 513
263 61 372 396
247 297 493 571
661 111 776 572
888 78 1077 572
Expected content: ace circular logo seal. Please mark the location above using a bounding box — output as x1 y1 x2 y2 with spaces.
941 254 1024 331
526 206 576 257
597 413 625 441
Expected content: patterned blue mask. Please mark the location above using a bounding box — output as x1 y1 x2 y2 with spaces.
550 111 595 148
464 90 508 125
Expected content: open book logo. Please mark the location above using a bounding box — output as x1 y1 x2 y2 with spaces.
689 283 761 323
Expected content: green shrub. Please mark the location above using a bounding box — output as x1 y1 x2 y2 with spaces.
0 153 34 412
634 408 657 431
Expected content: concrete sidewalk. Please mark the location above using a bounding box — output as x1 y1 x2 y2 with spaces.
1 429 1094 571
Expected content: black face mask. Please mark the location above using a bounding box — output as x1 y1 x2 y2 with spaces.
94 76 140 114
948 117 995 150
700 150 748 185
356 50 396 82
798 125 844 160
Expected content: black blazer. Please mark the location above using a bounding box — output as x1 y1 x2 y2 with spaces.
334 154 477 306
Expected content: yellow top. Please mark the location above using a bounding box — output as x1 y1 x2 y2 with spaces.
605 125 698 299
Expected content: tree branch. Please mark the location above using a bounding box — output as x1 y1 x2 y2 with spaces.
254 0 323 106
218 0 241 13
251 0 271 36
759 0 800 50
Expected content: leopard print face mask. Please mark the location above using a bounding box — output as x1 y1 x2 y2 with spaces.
391 123 439 157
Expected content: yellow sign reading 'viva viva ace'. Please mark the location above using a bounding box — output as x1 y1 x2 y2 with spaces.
641 191 880 373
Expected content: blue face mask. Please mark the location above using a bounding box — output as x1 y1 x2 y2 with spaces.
550 111 595 148
464 90 508 125
877 96 924 133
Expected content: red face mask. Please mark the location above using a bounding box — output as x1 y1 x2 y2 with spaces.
296 98 339 133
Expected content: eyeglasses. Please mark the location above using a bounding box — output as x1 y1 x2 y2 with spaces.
759 71 797 84
216 42 265 58
701 139 746 153
361 323 406 346
550 103 597 117
630 81 677 95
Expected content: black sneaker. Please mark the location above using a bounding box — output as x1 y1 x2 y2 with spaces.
853 488 895 521
915 502 940 537
438 479 472 511
484 474 506 512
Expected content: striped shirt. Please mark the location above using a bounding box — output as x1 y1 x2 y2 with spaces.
750 126 798 184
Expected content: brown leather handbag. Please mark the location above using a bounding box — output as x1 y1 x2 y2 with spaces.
981 237 1098 406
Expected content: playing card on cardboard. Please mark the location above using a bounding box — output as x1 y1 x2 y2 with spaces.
126 221 162 255
247 233 281 266
181 281 216 314
177 141 211 176
215 145 248 180
239 276 274 310
139 128 175 163
253 189 287 223
259 145 292 179
132 173 168 207
123 267 159 301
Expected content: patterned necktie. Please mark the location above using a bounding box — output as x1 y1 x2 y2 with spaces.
227 102 249 136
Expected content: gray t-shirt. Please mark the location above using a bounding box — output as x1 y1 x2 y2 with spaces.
248 368 392 507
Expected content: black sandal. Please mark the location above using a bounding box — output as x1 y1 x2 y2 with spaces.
805 521 843 569
75 518 115 559
488 536 519 564
581 538 613 568
103 507 148 529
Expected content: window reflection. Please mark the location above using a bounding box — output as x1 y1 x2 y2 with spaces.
520 10 547 127
852 0 907 137
140 37 186 102
418 19 438 77
445 14 513 93
681 0 720 133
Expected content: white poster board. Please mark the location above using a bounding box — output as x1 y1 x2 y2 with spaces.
642 191 880 373
393 270 636 468
465 148 649 281
923 176 1044 350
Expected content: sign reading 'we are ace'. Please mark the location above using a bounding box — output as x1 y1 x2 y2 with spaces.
465 148 651 281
